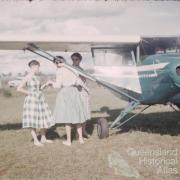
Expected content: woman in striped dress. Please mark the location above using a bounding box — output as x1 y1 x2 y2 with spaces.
17 60 55 147
44 56 89 146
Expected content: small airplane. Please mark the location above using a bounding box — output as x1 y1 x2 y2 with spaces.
0 35 180 138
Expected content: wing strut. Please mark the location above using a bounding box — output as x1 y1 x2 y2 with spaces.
110 101 151 129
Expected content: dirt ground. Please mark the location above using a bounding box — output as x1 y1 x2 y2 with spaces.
0 82 180 180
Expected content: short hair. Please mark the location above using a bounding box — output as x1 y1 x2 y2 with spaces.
71 53 82 60
53 56 66 64
28 60 40 67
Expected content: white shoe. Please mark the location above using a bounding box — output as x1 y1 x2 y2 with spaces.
62 141 71 146
34 141 44 147
79 139 84 144
41 139 53 144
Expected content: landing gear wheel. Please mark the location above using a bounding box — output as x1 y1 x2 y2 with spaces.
97 118 109 139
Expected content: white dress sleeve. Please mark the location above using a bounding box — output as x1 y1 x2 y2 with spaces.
53 68 62 88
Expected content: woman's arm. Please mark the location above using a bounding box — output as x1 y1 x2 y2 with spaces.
40 80 56 89
40 68 63 89
40 83 46 90
52 69 62 88
40 81 49 90
16 76 29 95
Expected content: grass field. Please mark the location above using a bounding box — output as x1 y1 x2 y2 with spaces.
0 82 180 180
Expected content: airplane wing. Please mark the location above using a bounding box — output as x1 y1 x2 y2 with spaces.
25 42 140 102
0 35 140 51
0 35 142 102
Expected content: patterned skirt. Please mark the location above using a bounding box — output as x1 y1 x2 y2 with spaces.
53 86 88 124
22 92 55 129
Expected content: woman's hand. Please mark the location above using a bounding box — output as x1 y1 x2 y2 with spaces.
17 76 29 95
40 80 53 90
40 83 46 90
46 80 54 86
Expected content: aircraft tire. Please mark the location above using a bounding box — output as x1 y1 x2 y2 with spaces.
97 118 109 139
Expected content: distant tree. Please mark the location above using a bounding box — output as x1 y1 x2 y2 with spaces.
18 73 22 77
8 72 12 77
24 71 28 76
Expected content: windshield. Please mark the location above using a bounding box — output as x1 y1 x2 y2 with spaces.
141 37 180 56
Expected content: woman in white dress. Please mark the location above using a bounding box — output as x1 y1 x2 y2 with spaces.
44 56 89 146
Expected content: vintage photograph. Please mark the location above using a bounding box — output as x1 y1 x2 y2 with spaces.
0 1 179 180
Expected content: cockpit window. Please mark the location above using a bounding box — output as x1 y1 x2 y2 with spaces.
92 47 136 66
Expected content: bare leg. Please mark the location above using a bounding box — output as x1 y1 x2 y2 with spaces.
36 128 41 136
77 124 84 144
40 128 53 144
31 128 44 147
63 124 71 146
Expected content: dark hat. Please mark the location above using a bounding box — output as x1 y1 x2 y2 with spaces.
53 56 66 64
28 60 40 67
71 53 82 60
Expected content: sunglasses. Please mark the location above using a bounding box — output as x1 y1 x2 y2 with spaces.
72 58 80 61
55 61 63 65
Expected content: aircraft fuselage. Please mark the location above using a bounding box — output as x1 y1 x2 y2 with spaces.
137 53 180 105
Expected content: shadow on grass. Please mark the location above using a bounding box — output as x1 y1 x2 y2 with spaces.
0 106 180 136
91 106 180 136
46 126 61 140
55 122 95 141
0 123 61 140
0 123 22 130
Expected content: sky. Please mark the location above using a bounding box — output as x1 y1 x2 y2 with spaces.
0 1 180 74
